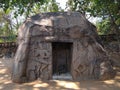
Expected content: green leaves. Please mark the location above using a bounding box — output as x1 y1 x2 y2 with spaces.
115 18 120 26
0 9 17 42
0 0 48 16
67 0 120 35
0 0 63 18
96 18 111 35
0 0 63 42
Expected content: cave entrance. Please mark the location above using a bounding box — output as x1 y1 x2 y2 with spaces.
52 42 73 80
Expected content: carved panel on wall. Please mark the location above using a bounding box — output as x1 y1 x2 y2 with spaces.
72 41 90 80
26 37 52 81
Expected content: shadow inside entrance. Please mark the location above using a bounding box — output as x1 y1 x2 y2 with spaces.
52 42 73 80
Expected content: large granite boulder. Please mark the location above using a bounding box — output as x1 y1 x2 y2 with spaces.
12 12 116 83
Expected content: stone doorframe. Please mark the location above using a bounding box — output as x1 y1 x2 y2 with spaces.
52 42 73 76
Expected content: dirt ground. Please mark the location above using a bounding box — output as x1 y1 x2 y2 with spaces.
0 58 120 90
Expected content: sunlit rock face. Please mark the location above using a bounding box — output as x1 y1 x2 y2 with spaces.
12 12 116 83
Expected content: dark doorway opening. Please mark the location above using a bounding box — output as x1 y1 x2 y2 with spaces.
52 42 72 79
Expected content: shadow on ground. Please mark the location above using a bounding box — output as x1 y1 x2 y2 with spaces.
0 58 120 90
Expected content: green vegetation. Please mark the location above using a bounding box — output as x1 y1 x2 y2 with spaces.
0 9 16 42
0 0 62 42
0 0 120 42
67 0 120 35
0 0 62 18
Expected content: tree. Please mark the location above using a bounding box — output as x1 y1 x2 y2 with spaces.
0 0 62 18
30 0 63 14
67 0 120 35
0 0 62 29
67 0 120 52
0 0 62 42
96 19 111 35
0 9 16 42
0 0 45 14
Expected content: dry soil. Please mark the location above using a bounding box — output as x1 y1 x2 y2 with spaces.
0 58 120 90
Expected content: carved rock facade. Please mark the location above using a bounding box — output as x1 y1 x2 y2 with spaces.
12 12 116 83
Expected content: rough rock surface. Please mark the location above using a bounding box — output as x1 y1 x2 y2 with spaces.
104 41 120 67
12 12 116 83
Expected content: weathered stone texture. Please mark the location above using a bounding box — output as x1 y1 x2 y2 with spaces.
12 12 116 83
27 39 52 81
